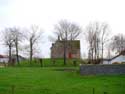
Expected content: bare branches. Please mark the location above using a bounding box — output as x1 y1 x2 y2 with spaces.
110 33 125 54
54 20 82 40
11 27 24 65
3 28 15 47
2 27 25 65
2 28 16 65
85 22 110 64
53 20 82 65
24 25 43 63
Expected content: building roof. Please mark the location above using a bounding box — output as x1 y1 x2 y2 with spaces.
0 55 8 58
0 55 4 58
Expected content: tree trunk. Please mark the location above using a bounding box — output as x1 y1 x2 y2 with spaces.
30 40 33 64
94 40 97 64
15 41 20 65
97 39 100 61
63 40 66 65
9 45 12 66
91 48 94 64
101 42 104 64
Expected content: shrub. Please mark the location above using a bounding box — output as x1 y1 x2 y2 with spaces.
121 62 125 64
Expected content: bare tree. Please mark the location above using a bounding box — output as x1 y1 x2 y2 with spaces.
25 25 43 64
11 27 24 65
110 33 125 54
86 26 95 63
54 20 82 65
100 23 110 61
55 20 82 40
2 28 15 65
85 22 110 64
85 23 100 64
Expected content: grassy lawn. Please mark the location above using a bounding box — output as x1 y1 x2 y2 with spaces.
0 67 125 94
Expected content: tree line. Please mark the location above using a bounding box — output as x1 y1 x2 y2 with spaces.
1 25 42 66
86 22 125 64
1 20 125 65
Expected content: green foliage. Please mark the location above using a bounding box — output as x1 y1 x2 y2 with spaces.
0 67 125 94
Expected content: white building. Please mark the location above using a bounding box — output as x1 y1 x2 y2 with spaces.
102 51 125 64
0 55 9 63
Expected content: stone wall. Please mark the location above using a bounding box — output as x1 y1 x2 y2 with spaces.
51 40 80 59
80 64 125 75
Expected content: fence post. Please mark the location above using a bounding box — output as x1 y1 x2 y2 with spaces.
92 88 95 94
11 85 15 94
39 59 43 67
104 92 107 94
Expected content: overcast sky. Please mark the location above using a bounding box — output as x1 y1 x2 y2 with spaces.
0 0 125 58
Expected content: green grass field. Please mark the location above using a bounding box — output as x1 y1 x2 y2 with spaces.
0 67 125 94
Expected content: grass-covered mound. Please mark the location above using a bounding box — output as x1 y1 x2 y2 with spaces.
15 58 82 67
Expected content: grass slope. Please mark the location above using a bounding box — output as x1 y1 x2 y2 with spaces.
0 67 125 94
15 58 82 67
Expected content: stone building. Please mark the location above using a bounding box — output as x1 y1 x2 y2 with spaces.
51 40 80 59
